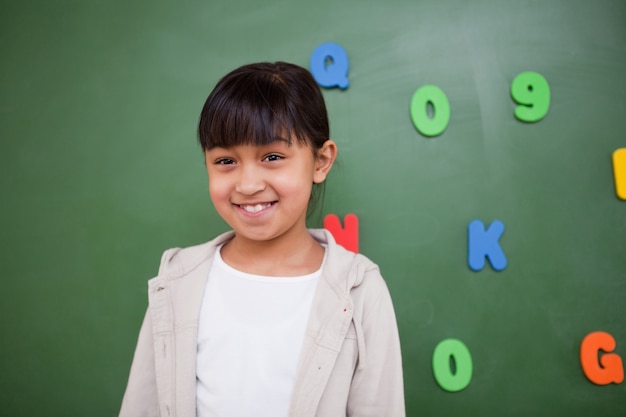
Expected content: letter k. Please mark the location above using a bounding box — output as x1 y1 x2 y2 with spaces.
468 220 507 271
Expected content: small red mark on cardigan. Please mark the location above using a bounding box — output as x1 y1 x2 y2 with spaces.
343 308 347 312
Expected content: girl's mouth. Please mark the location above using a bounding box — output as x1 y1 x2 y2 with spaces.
238 202 275 214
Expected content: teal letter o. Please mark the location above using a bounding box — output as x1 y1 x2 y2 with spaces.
432 338 473 392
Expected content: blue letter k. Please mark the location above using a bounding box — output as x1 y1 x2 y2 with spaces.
468 220 507 271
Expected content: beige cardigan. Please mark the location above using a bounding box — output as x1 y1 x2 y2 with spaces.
119 229 405 417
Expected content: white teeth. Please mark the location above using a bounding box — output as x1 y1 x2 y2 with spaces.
241 203 271 213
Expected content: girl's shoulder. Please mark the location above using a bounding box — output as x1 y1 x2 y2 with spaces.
310 228 387 293
154 231 235 280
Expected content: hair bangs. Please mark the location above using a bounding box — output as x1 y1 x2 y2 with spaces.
199 71 309 150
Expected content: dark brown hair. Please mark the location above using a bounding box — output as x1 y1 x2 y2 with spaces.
198 62 329 152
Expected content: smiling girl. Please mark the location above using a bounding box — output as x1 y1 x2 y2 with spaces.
119 62 405 417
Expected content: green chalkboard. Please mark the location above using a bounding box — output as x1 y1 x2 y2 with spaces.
1 0 625 415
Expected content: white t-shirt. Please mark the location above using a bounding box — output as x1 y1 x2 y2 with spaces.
196 246 324 417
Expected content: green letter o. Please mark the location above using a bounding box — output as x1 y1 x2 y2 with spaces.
410 85 450 137
432 338 473 392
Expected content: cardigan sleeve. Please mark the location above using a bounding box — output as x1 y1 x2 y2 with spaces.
347 273 406 417
119 310 159 417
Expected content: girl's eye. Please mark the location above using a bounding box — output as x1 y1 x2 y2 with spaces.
215 158 235 165
263 154 283 162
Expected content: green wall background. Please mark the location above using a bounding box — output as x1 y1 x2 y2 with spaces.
1 0 625 415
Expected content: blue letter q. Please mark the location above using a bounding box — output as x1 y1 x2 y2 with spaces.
310 42 349 90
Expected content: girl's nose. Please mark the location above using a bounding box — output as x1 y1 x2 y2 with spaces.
235 165 266 195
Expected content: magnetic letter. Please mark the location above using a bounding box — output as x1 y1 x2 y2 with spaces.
432 339 473 392
580 331 624 385
468 220 507 271
410 85 450 137
324 213 359 253
612 148 626 200
309 43 349 89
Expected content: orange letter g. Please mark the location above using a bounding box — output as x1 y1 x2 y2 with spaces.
580 331 624 385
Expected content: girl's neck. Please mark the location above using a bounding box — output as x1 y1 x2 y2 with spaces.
220 230 325 277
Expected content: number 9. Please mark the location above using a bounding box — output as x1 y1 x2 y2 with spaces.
510 71 550 123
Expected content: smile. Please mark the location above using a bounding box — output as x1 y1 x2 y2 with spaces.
237 202 275 214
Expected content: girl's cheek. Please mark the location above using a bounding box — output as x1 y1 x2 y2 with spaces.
208 180 227 200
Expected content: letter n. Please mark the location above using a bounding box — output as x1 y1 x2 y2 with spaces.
468 220 507 271
324 214 359 253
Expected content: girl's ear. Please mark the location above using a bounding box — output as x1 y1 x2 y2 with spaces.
313 140 338 184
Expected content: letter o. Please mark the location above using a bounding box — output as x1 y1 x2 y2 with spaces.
432 338 473 392
410 85 450 137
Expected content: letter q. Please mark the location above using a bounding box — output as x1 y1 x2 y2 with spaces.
309 43 349 89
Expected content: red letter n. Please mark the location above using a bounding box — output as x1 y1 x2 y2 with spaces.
324 214 359 253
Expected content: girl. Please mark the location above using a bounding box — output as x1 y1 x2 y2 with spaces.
119 62 405 417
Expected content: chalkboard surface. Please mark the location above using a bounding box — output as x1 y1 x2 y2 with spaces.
1 0 625 415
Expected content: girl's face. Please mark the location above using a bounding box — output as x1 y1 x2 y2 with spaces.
205 137 336 246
